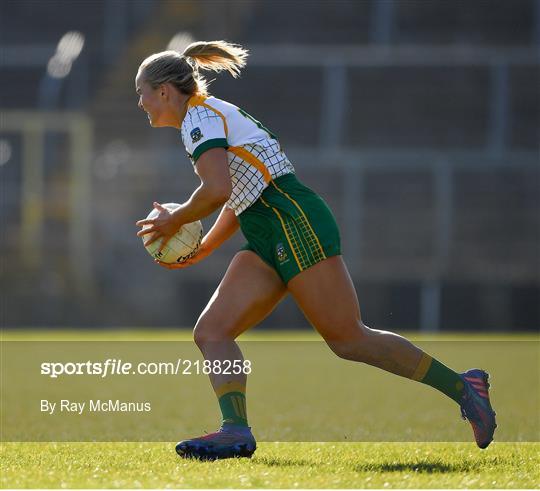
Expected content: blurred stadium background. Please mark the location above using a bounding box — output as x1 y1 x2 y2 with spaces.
0 0 538 331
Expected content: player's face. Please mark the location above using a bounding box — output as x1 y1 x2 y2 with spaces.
135 74 168 127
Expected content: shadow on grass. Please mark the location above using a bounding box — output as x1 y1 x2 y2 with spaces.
256 458 470 473
253 457 313 467
353 460 469 473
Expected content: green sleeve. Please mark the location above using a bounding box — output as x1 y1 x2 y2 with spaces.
192 138 228 162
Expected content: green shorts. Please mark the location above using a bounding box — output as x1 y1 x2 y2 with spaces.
238 173 341 284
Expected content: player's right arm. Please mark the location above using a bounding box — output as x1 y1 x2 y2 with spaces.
155 204 239 270
201 204 239 249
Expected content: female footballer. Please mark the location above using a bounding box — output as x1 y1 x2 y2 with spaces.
135 41 496 460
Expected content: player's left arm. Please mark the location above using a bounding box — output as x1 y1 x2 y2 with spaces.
136 148 231 249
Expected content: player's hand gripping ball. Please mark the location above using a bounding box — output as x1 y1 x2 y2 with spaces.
142 203 203 264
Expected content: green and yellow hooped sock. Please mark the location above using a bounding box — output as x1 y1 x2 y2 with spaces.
411 353 465 404
216 381 248 427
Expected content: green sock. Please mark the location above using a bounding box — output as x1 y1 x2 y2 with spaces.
412 354 465 404
216 382 248 427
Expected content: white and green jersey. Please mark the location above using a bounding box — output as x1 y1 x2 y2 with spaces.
180 95 295 215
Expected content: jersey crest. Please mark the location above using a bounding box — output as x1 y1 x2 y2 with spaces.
190 127 203 143
276 242 289 263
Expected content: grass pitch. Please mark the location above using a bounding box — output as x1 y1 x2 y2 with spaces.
1 329 538 488
2 442 539 488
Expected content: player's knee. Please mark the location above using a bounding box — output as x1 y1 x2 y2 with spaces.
192 325 204 347
193 318 234 347
325 321 372 362
193 323 214 347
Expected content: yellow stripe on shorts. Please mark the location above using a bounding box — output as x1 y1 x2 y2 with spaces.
270 181 326 262
260 196 304 272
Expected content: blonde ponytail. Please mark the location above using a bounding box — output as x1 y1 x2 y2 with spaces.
183 40 248 78
138 40 248 97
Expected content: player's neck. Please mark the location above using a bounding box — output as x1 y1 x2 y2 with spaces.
169 94 191 129
176 95 192 129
